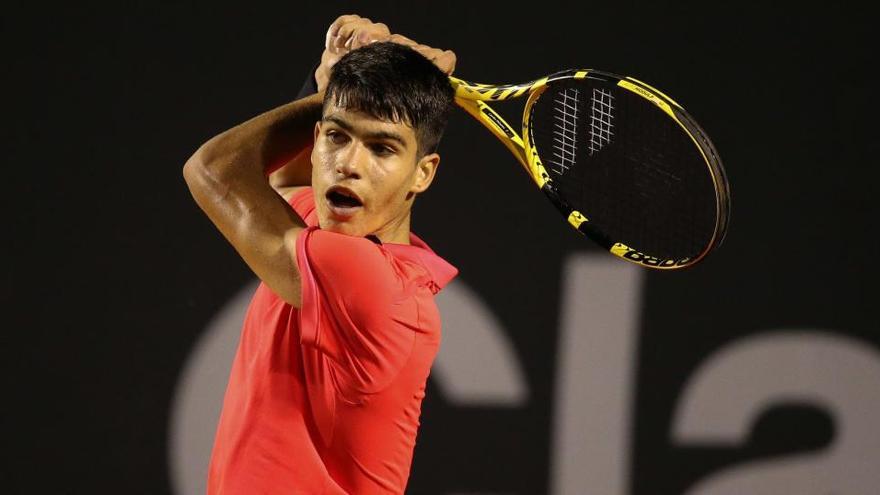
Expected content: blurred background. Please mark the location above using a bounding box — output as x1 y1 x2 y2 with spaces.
5 1 877 494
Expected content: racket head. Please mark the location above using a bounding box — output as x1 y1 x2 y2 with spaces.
521 70 730 269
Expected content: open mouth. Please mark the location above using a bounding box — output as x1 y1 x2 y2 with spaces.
326 186 363 214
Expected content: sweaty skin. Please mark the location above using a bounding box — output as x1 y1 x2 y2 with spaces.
310 101 440 244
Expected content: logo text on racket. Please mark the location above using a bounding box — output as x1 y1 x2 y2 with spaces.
480 107 516 139
611 243 691 267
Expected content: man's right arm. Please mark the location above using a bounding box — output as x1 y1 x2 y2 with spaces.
183 93 323 307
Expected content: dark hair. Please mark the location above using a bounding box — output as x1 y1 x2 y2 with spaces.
324 41 454 157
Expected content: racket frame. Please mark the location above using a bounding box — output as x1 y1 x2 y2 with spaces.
450 70 729 269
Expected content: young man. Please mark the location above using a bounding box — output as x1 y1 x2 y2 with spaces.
183 16 458 495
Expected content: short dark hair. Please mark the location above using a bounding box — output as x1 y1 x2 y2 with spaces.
324 41 454 157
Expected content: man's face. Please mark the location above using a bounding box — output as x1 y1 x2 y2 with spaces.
311 101 439 242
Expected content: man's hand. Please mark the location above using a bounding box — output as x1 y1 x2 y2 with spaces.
386 33 457 75
324 14 390 54
315 14 457 92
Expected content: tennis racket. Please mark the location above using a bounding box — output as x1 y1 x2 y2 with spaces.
451 70 730 269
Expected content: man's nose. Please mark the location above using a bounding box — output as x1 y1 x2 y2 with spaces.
335 142 367 179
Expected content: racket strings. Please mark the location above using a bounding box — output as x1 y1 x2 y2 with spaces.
530 78 718 261
614 106 714 258
589 88 615 155
550 88 580 176
627 142 704 257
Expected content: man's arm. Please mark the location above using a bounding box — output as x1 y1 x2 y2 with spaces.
183 93 323 307
268 149 313 202
267 60 322 201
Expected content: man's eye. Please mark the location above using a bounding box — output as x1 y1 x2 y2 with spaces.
326 131 347 144
371 144 395 156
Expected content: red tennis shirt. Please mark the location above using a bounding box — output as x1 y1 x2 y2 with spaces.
207 188 458 494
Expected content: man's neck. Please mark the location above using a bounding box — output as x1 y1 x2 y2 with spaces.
373 213 412 245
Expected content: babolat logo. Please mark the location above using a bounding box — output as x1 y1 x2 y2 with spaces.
611 243 690 267
630 85 655 100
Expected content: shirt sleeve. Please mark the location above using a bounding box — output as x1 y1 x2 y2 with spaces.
295 227 416 397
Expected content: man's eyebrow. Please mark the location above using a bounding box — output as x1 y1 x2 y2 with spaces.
323 115 409 148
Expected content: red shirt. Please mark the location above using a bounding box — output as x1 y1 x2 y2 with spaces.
207 188 457 495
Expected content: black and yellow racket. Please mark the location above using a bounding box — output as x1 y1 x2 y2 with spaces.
451 70 729 269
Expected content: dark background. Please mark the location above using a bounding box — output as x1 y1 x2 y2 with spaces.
5 1 876 494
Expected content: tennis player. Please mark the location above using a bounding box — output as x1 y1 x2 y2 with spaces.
183 15 458 494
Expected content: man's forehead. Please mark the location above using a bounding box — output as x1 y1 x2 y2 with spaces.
322 104 417 145
322 101 411 127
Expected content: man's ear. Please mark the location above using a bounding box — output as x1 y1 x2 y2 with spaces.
310 121 322 166
411 152 440 194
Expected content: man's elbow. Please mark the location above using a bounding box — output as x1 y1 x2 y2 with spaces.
182 154 206 208
183 145 206 183
182 146 226 207
183 141 224 193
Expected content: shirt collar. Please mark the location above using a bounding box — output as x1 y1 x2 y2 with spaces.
381 233 458 292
